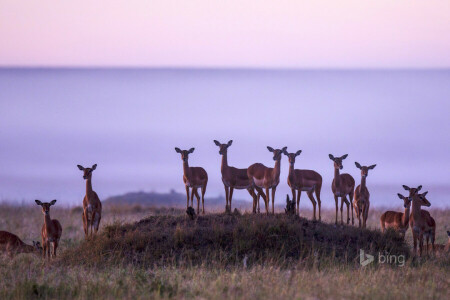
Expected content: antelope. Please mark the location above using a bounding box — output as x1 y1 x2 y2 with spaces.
35 200 62 260
428 231 450 255
380 193 411 236
329 154 355 225
353 162 376 228
77 164 102 238
175 147 208 214
248 146 287 214
283 149 323 221
404 185 433 256
213 140 265 213
0 231 42 257
413 191 436 255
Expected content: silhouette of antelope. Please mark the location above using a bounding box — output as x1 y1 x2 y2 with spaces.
175 147 208 214
329 154 355 225
77 164 102 239
0 231 42 257
380 193 411 237
353 162 376 228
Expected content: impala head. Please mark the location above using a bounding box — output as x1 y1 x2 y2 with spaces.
282 149 302 166
35 199 57 216
402 185 422 200
175 147 195 162
77 164 97 180
355 162 376 178
213 140 232 155
397 193 412 209
328 154 348 170
267 146 287 161
33 241 43 253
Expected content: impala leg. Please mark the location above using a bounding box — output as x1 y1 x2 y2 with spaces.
201 184 206 215
46 241 51 261
192 188 199 214
314 186 322 221
256 187 266 214
185 186 190 209
193 188 201 214
431 230 435 253
247 188 256 213
291 189 296 214
82 211 88 239
425 233 429 255
307 191 317 221
53 241 58 258
42 240 47 260
419 232 424 257
343 196 350 225
340 198 345 225
229 187 234 212
265 188 270 214
297 191 301 216
271 187 276 214
334 196 339 225
412 230 418 256
225 186 230 212
364 202 369 229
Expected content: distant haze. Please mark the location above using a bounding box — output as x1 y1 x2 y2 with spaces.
0 69 449 208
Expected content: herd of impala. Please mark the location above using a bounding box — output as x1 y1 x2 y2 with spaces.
1 140 449 259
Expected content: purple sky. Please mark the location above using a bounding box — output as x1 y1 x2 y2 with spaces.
1 1 449 68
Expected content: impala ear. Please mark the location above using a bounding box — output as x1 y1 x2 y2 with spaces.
227 140 233 146
355 162 362 169
50 200 57 205
341 154 348 159
175 147 182 153
295 150 302 156
282 148 289 155
188 148 195 153
417 185 422 191
213 140 221 146
77 165 84 170
328 154 335 160
267 146 274 152
281 146 287 152
368 164 376 170
402 185 410 191
397 193 404 200
35 200 42 206
92 164 97 170
421 191 428 197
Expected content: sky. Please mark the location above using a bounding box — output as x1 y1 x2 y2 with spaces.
0 1 449 68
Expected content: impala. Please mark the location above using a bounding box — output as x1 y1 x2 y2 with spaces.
404 185 433 256
247 146 287 214
214 140 264 213
380 193 411 236
428 231 450 255
77 164 102 239
329 154 355 225
0 231 42 257
414 191 436 255
35 200 62 260
354 162 376 228
283 149 323 220
175 147 208 214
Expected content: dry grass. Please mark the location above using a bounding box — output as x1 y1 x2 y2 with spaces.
0 203 449 299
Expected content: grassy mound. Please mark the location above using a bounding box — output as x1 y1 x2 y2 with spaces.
60 213 409 268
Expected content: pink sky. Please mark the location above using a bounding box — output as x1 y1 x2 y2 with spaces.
1 1 449 68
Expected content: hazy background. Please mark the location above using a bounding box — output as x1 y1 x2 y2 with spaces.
0 1 449 207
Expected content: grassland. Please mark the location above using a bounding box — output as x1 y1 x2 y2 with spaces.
0 203 449 299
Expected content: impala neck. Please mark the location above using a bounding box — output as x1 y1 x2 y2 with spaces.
360 176 367 191
402 206 410 227
221 152 228 173
86 177 93 195
44 213 52 229
411 198 422 219
334 167 341 187
274 159 281 178
183 160 191 178
289 162 295 177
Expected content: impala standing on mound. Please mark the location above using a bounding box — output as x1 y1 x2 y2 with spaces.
77 164 102 239
213 140 264 213
0 231 42 257
35 200 62 260
354 162 376 229
248 146 287 214
329 154 355 225
175 147 208 214
380 193 411 237
411 191 436 255
404 185 433 256
283 149 323 221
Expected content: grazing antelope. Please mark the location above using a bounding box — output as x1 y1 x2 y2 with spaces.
380 193 411 237
77 164 102 238
329 154 355 225
283 149 323 221
404 185 433 256
353 162 376 228
175 147 208 214
248 146 287 214
0 231 42 257
428 231 450 255
35 200 62 260
213 140 264 213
